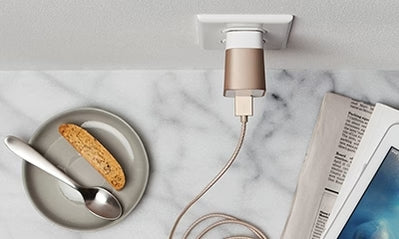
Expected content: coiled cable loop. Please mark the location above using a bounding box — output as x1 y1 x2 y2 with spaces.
169 116 268 239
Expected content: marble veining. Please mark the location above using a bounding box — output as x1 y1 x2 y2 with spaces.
1 70 399 238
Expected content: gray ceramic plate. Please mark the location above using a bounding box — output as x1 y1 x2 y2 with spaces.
23 108 149 230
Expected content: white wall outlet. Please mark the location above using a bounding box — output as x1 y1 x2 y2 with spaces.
197 14 294 50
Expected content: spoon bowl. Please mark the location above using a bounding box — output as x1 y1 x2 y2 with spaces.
4 136 123 220
80 186 122 220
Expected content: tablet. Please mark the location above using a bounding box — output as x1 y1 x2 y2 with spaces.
324 123 399 238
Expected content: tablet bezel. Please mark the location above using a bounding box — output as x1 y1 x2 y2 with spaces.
324 123 399 238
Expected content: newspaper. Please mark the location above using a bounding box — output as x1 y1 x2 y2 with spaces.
281 92 374 239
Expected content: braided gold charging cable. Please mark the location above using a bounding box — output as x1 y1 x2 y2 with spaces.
169 116 268 239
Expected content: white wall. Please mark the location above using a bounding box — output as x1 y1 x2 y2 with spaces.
1 1 399 70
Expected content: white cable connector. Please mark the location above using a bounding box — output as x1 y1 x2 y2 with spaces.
235 95 253 117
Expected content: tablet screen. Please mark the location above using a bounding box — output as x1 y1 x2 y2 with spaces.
338 147 399 238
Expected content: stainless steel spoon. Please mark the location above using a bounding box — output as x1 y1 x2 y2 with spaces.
4 136 123 220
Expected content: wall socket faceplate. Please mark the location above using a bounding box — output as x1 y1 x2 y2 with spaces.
197 14 294 50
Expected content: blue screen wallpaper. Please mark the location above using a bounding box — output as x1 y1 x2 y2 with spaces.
339 147 399 239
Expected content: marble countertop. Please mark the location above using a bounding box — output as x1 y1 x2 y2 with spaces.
1 70 398 238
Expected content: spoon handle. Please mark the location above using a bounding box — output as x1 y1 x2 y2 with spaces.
4 136 79 190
